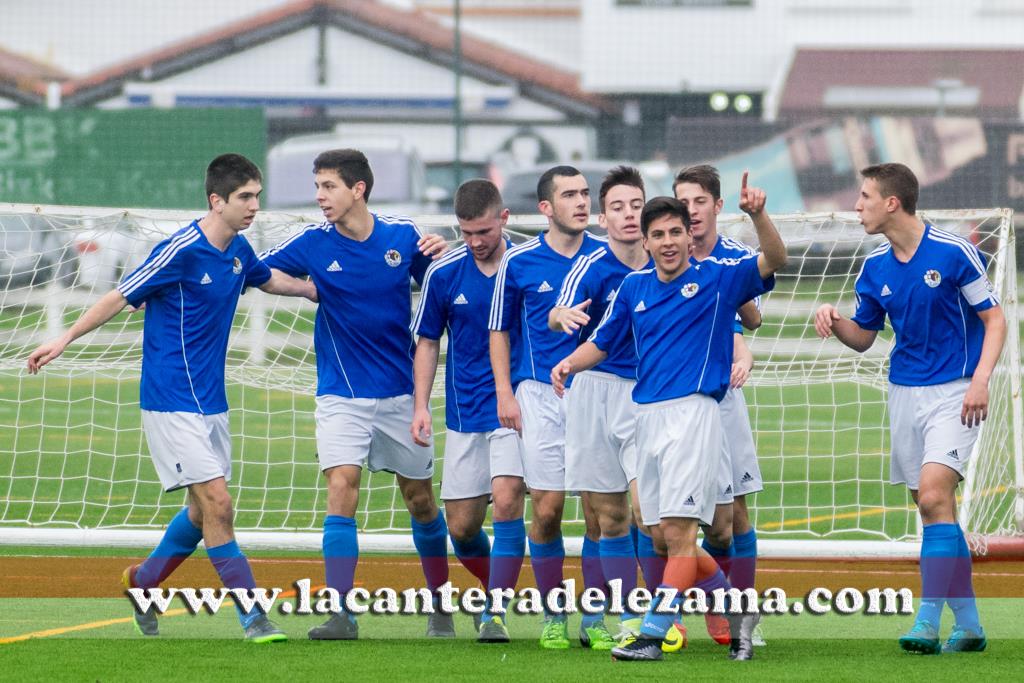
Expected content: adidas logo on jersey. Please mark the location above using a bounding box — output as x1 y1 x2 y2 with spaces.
945 448 959 460
538 281 553 293
881 284 892 296
327 260 342 272
606 289 616 302
200 273 212 285
741 472 754 484
724 485 733 495
634 301 647 313
454 293 469 305
684 495 695 506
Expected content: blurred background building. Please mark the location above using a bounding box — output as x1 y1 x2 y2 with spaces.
1 0 1024 220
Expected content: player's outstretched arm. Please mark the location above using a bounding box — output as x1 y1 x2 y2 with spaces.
737 299 761 330
27 289 130 374
547 299 592 334
259 269 318 302
731 333 753 389
738 171 787 278
489 330 522 434
411 337 441 446
813 303 877 352
550 342 607 398
962 305 1007 428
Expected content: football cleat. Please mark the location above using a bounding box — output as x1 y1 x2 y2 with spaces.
899 621 941 655
122 564 159 637
941 626 987 654
611 634 664 662
539 617 570 649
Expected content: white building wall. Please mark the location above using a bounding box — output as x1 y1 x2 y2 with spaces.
0 0 290 76
582 0 1024 93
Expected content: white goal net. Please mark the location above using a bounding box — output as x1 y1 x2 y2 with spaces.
0 204 1020 555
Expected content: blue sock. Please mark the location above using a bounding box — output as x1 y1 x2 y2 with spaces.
695 567 732 612
207 540 259 629
529 536 565 620
581 536 605 627
731 529 758 592
949 526 982 632
134 507 203 588
411 510 450 592
639 585 680 639
701 536 735 577
485 518 526 623
636 529 666 589
323 515 359 616
600 533 641 622
452 529 491 587
918 523 960 628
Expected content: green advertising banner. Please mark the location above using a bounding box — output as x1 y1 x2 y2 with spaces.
0 108 266 209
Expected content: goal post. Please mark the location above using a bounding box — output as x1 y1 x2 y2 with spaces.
0 203 1020 558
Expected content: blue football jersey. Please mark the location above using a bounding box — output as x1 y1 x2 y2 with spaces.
555 245 653 379
696 235 761 335
590 255 774 404
260 214 433 398
852 224 998 386
412 242 514 432
488 232 605 386
117 221 271 414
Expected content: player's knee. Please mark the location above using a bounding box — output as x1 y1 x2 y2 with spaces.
705 526 732 549
404 489 438 521
916 488 954 523
447 519 480 544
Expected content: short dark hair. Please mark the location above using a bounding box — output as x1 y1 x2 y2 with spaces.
861 163 918 214
672 164 721 201
641 196 691 237
454 179 503 221
313 149 375 201
536 165 582 203
205 154 262 207
598 165 645 212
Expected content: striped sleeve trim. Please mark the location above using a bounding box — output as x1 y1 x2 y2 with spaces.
118 227 201 297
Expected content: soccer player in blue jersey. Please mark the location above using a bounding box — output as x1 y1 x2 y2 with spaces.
815 163 1006 655
547 166 656 650
27 153 317 642
410 179 526 643
553 183 786 662
488 165 605 649
674 164 768 647
259 149 452 640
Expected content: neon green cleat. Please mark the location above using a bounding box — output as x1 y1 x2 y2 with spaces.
539 617 570 649
579 620 616 650
245 614 288 644
478 616 511 643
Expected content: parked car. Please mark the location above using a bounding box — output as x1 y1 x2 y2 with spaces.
265 134 446 217
0 213 79 289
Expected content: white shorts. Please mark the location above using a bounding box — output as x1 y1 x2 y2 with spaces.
142 410 231 492
564 371 637 493
635 394 721 527
315 394 434 480
515 379 566 492
888 379 978 490
441 428 524 500
720 387 763 497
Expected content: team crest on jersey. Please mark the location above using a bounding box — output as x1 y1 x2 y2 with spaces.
680 282 699 298
384 249 402 267
232 257 242 275
606 289 616 302
923 269 942 288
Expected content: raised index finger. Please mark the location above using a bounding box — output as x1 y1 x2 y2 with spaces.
741 171 749 191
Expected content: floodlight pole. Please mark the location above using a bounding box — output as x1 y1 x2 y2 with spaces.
454 0 464 186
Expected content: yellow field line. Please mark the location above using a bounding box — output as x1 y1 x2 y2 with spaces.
759 485 1008 530
0 584 323 645
0 608 188 644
